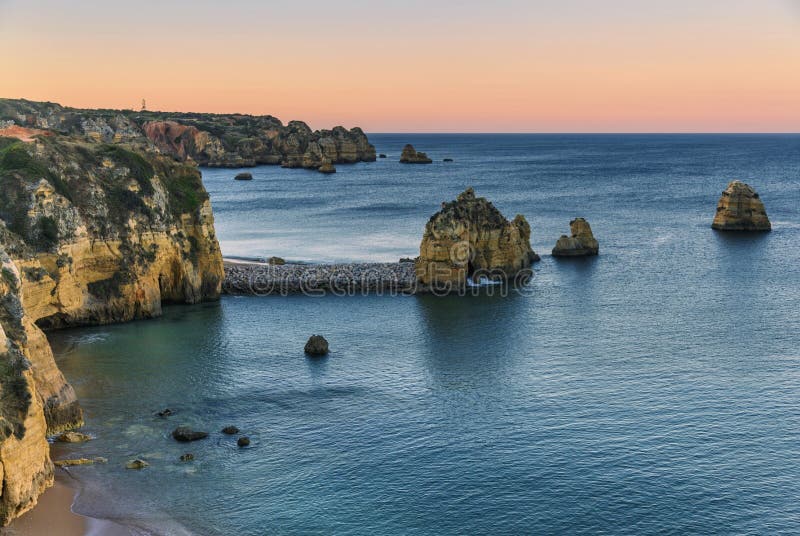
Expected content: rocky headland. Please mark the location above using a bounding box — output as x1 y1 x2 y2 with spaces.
415 188 539 290
711 180 771 231
0 116 223 523
0 99 376 172
552 218 599 257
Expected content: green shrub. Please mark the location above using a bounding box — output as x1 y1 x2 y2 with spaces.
164 171 208 216
98 145 155 196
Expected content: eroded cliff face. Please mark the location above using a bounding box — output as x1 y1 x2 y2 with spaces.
415 188 539 290
0 99 376 170
0 252 53 525
711 180 771 231
552 218 599 257
0 127 224 523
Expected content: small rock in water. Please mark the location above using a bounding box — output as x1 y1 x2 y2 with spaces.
156 408 174 418
54 458 95 467
399 257 416 263
443 158 454 162
222 426 240 435
318 161 336 174
54 431 92 443
126 459 149 470
237 436 251 447
304 335 329 356
267 256 286 266
378 153 387 158
179 453 195 462
234 172 253 180
172 426 209 442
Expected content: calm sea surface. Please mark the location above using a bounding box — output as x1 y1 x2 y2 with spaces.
50 134 800 535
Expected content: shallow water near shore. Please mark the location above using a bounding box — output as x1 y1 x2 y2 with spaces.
50 134 800 534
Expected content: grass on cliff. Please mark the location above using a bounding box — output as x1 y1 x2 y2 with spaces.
98 145 156 196
163 170 208 217
0 138 72 201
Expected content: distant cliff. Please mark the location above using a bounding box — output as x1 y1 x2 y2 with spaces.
0 120 224 523
0 99 376 169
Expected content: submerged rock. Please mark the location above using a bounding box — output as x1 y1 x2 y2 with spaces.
237 436 251 447
179 453 195 462
234 172 253 180
54 457 106 467
399 144 432 164
54 431 92 443
126 459 149 470
379 153 387 158
222 426 239 435
711 180 771 231
304 335 330 356
552 218 599 257
172 427 209 442
415 187 539 290
156 408 174 418
443 158 454 162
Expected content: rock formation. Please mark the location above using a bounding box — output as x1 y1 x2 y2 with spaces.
399 144 432 164
172 427 209 442
0 99 376 171
234 172 253 181
237 436 251 447
318 161 336 174
552 218 599 257
0 122 223 524
711 181 771 231
304 335 329 356
415 188 539 290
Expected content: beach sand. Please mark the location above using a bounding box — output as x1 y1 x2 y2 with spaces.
4 477 86 536
4 473 131 536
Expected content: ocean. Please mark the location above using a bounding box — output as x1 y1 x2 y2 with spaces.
49 134 800 535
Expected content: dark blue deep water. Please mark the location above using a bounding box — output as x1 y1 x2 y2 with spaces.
50 135 800 535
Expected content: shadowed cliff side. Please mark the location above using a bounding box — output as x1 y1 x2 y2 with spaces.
0 126 223 524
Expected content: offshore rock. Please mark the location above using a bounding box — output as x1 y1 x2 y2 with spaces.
234 172 253 181
304 335 329 356
711 181 771 231
318 161 336 174
221 426 239 435
399 144 432 164
172 427 209 442
552 218 599 257
237 436 251 447
125 459 149 470
415 188 539 290
53 431 91 443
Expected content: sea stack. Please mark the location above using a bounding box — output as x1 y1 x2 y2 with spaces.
712 180 771 231
552 218 599 257
234 172 253 180
399 144 433 164
415 187 539 290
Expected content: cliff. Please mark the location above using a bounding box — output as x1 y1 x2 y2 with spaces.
0 123 223 523
0 99 376 170
711 180 771 231
552 218 599 257
415 188 539 290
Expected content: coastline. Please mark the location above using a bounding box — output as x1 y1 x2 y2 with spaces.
4 472 129 536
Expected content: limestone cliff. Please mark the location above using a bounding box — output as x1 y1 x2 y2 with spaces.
0 126 223 524
0 252 53 525
711 180 771 231
552 218 599 257
0 99 376 170
415 188 539 290
399 144 432 164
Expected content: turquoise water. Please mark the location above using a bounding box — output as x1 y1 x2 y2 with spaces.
50 135 800 534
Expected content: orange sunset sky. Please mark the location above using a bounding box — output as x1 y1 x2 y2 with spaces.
1 0 799 132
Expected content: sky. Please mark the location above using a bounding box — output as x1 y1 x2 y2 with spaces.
0 0 798 132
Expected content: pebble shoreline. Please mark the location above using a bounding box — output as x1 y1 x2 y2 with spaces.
223 261 418 295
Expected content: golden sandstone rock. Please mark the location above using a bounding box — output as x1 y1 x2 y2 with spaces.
552 218 599 257
711 181 771 231
415 188 539 290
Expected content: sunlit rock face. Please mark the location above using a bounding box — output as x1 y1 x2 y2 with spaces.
552 218 599 257
415 188 539 290
711 180 771 231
